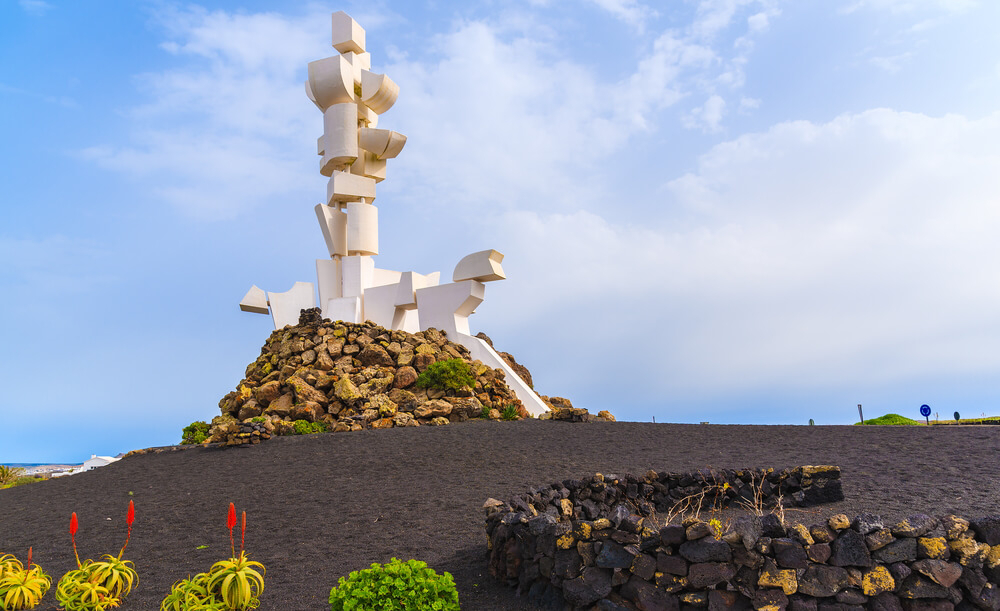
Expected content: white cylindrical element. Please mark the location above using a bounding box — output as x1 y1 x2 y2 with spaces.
347 202 378 255
321 103 358 176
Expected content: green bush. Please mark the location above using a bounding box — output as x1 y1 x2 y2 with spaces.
329 558 459 611
292 420 329 435
415 359 474 392
854 413 920 426
181 421 211 444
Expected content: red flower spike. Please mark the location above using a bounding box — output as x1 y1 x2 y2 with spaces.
26 547 32 569
119 500 135 560
227 503 237 557
70 512 81 568
240 511 247 554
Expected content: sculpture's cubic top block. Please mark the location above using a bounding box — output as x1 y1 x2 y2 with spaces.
331 11 365 54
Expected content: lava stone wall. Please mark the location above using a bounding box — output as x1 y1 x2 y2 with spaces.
485 468 1000 610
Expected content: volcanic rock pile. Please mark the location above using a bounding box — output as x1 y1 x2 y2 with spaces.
210 309 535 442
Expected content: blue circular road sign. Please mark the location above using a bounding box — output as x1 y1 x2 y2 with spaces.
920 404 931 417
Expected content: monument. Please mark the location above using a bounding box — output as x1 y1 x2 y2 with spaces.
239 11 548 416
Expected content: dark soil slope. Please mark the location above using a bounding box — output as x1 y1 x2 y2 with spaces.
2 420 999 610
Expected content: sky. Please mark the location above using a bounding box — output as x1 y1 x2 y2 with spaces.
3 0 1000 463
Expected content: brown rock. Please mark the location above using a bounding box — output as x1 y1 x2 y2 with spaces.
414 352 435 371
359 344 394 367
264 392 294 417
238 399 262 420
314 351 334 371
393 366 418 388
291 401 323 422
414 399 452 419
370 417 394 429
255 380 282 406
387 388 417 411
286 375 326 404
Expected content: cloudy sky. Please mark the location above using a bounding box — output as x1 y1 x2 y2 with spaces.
3 0 999 462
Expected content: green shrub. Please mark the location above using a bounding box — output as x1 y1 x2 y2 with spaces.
854 413 920 426
0 465 26 487
477 405 491 419
329 558 459 611
292 420 329 435
415 359 474 392
501 404 520 421
181 421 211 445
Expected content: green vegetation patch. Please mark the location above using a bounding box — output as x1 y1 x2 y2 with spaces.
329 558 459 611
415 358 475 392
181 420 211 444
854 413 920 426
292 420 329 435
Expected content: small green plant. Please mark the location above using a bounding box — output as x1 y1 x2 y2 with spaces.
0 548 51 610
292 420 329 435
328 558 459 611
56 501 138 611
0 466 26 488
415 359 474 392
477 405 491 419
501 404 520 421
161 503 265 611
808 418 814 426
181 421 211 445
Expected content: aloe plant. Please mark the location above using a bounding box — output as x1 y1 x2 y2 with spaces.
161 503 265 611
56 501 138 611
0 548 51 610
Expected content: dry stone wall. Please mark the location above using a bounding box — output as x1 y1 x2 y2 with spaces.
483 468 1000 610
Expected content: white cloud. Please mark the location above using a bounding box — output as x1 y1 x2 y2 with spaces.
587 0 657 30
79 6 330 220
484 110 1000 406
841 0 978 14
869 51 914 72
684 94 727 131
18 0 51 16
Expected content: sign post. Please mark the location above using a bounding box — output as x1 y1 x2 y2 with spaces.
858 404 864 425
920 404 931 426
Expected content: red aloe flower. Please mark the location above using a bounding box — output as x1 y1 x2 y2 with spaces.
227 503 237 557
118 500 135 559
70 512 81 568
240 511 247 555
26 547 33 570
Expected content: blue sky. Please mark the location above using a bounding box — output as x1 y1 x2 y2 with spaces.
3 0 1000 462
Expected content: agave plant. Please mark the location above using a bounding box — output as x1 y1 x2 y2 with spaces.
0 548 51 610
56 501 138 611
161 504 265 611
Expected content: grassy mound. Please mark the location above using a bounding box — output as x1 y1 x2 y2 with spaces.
855 413 921 425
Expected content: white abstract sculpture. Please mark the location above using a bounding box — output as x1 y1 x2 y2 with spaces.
241 12 548 416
